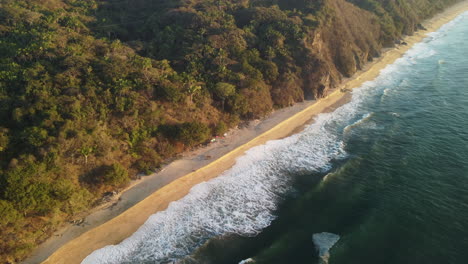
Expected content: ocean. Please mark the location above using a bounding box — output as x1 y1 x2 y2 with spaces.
82 11 468 264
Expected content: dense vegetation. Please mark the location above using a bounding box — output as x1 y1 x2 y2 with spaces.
0 0 460 262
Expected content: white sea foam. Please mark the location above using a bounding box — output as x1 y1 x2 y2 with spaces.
383 88 392 97
239 258 255 264
427 11 468 41
82 12 468 264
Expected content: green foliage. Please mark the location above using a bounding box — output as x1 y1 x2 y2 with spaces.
51 179 76 201
214 82 236 99
134 147 162 175
0 200 22 228
2 160 55 215
214 82 236 110
0 128 9 152
102 164 130 187
67 188 93 214
214 121 228 136
21 127 49 148
174 122 211 147
156 82 184 102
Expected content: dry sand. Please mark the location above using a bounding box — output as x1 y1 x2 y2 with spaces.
24 2 468 263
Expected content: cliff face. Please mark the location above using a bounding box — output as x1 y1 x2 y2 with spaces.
302 0 382 98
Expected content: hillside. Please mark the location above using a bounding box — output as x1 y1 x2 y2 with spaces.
0 0 459 262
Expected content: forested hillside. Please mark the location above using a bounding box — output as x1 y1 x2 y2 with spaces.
0 0 459 262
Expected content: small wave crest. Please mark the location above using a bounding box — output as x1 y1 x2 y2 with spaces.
343 112 374 134
239 258 255 264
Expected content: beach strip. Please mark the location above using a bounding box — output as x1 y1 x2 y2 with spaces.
40 2 468 263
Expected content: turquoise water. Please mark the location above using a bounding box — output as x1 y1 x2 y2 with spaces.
83 12 468 264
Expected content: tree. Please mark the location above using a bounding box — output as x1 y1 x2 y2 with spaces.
185 83 202 104
79 146 94 165
176 122 210 147
22 127 48 148
214 82 236 110
0 200 22 228
181 73 202 104
102 163 130 187
3 161 56 215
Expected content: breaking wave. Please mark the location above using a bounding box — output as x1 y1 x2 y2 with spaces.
343 112 374 134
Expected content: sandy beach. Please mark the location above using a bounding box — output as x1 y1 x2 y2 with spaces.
24 1 468 263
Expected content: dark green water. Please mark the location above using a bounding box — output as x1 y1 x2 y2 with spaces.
83 12 468 264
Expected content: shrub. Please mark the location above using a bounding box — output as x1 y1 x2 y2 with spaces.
21 127 48 148
214 121 228 136
214 82 236 110
177 122 211 147
67 188 93 214
3 161 57 215
0 200 22 228
51 179 75 201
102 163 130 187
134 147 162 174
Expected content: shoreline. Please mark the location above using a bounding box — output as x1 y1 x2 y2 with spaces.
25 2 468 263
